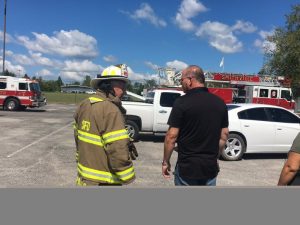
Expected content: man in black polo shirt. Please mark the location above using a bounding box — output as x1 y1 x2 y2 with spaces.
162 65 229 186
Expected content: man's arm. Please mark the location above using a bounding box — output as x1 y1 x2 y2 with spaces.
219 127 229 154
162 127 179 178
278 152 300 186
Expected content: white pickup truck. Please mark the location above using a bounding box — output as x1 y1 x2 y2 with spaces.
122 89 184 140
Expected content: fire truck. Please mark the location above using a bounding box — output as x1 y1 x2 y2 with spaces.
208 87 235 104
207 72 294 110
171 71 294 110
0 76 47 111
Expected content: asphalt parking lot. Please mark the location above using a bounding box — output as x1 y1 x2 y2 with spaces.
0 104 287 187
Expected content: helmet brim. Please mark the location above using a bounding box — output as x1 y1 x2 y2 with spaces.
90 77 128 89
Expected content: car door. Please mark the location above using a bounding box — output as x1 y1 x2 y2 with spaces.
238 107 276 152
266 107 300 152
153 92 182 132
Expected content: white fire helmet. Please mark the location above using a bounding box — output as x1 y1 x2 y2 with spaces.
91 64 129 89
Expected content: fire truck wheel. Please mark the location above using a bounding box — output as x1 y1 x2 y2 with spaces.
221 133 246 161
125 120 139 141
4 98 20 111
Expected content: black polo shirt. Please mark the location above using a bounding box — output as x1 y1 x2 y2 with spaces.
168 87 228 179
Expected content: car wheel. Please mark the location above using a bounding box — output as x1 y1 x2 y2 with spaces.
221 133 246 161
125 120 139 141
4 98 20 111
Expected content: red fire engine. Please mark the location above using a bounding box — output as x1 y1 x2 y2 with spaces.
206 72 294 110
0 76 47 111
208 87 235 104
172 71 294 110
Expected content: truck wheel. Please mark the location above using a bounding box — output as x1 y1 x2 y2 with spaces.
220 133 246 161
4 98 20 111
125 120 139 141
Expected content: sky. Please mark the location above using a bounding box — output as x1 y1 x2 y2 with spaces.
0 0 298 83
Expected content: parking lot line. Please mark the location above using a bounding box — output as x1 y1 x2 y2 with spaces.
7 121 73 158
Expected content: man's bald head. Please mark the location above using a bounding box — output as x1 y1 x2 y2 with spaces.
182 65 205 84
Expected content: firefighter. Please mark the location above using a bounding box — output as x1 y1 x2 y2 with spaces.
73 64 138 186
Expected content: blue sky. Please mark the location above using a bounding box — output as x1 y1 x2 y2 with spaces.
0 0 298 83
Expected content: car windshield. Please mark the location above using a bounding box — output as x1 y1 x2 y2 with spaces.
227 104 241 110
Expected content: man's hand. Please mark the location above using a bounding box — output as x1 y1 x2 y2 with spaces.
128 141 138 160
162 161 171 178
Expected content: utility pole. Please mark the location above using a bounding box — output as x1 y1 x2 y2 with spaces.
2 0 7 74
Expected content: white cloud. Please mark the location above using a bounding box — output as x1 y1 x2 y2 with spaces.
175 15 195 32
37 69 53 76
126 66 161 83
10 51 63 68
0 30 14 43
58 60 103 81
129 60 188 82
254 30 276 53
232 20 257 33
63 60 101 73
0 58 26 75
30 52 62 67
103 55 117 63
127 66 146 80
17 30 98 58
130 3 167 27
196 21 243 53
60 71 84 82
12 54 34 65
5 50 14 57
145 61 159 70
175 0 208 31
166 60 188 71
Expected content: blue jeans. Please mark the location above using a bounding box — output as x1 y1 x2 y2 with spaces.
174 164 217 186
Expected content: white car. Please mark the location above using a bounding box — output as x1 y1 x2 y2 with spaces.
86 90 96 94
222 104 300 161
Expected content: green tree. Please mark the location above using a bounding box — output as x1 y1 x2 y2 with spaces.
262 4 300 96
82 75 91 87
1 69 16 77
127 80 133 92
72 81 81 85
144 79 157 89
56 76 64 91
37 77 60 92
23 74 30 79
57 76 64 86
132 82 144 95
51 80 60 91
